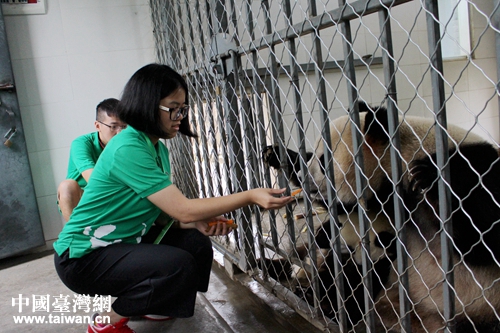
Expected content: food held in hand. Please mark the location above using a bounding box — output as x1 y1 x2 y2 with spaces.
207 219 237 229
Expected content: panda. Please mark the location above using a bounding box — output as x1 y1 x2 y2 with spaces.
259 204 396 329
282 102 500 332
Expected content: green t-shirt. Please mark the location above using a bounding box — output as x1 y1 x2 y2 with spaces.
53 126 172 258
66 132 103 189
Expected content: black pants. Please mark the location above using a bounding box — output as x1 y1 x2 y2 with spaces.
54 226 213 318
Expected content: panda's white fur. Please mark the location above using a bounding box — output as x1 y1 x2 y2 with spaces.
302 105 500 332
305 112 484 206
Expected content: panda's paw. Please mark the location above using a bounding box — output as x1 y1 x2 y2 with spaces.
262 145 281 169
408 161 436 193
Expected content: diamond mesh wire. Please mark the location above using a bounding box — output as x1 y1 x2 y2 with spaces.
150 0 500 332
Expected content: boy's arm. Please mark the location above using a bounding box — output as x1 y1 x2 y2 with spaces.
69 134 98 182
81 169 93 182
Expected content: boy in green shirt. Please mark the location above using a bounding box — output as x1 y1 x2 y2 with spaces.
57 98 126 221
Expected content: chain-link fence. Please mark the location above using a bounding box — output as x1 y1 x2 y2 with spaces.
150 1 500 332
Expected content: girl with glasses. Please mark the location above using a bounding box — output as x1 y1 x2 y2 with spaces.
53 63 293 333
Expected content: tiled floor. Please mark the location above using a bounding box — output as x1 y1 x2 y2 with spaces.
0 251 322 333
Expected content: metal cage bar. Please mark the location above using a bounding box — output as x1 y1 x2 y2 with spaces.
260 0 293 253
377 5 412 332
424 1 455 332
337 0 376 331
281 0 320 309
306 0 349 330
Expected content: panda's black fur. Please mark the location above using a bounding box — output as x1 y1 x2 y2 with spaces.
262 102 500 332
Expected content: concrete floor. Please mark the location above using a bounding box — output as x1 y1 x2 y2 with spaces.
0 250 322 333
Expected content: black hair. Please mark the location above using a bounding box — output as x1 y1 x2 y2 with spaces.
117 63 197 138
96 98 120 121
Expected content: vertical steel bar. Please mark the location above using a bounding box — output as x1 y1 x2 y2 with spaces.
227 0 260 269
212 0 254 269
184 1 212 198
494 1 500 133
337 1 375 331
281 1 320 312
194 1 207 61
208 0 240 253
228 0 239 46
157 1 198 198
261 0 291 251
378 6 412 332
194 1 224 197
174 1 195 197
306 0 347 329
424 1 455 332
245 1 271 193
149 1 162 63
176 2 190 70
207 0 233 198
150 2 171 66
211 0 228 35
184 0 197 68
227 0 260 266
227 51 256 270
163 2 181 71
192 80 210 197
244 0 268 271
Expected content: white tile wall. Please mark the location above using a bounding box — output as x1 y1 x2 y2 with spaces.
4 0 155 243
68 49 154 102
59 0 149 9
19 102 82 153
60 5 153 55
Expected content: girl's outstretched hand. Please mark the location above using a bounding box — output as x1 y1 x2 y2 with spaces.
250 188 294 209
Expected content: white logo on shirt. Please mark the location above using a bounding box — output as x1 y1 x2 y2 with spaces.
83 225 122 248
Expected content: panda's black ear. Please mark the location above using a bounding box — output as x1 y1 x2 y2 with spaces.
361 103 390 144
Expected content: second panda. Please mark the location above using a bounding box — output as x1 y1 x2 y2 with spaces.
263 102 500 332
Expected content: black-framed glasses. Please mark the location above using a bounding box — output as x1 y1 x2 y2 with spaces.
97 121 127 132
159 105 190 121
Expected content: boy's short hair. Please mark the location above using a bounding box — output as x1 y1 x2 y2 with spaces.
96 98 120 121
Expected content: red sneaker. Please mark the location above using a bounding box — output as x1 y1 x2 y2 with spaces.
87 313 135 333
